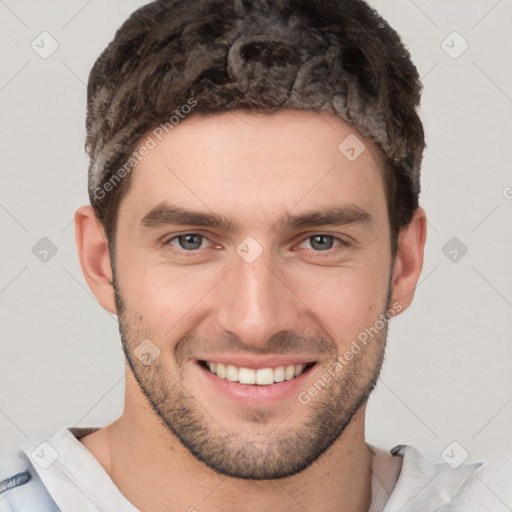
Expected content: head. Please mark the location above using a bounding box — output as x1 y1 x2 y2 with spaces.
76 0 427 480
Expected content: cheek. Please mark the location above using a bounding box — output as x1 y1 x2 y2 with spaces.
292 262 390 343
126 263 219 334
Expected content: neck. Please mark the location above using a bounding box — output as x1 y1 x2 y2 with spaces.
83 379 373 512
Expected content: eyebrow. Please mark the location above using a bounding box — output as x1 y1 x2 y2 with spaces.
138 202 373 233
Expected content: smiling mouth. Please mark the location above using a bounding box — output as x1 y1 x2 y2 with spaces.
199 360 316 386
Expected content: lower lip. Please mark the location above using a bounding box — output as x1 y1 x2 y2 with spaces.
195 362 316 406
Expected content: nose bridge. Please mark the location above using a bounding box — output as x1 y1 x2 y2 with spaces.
216 246 299 348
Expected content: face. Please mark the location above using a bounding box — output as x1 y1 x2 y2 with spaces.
111 110 395 479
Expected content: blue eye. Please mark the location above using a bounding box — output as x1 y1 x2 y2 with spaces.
304 234 338 251
162 233 346 256
167 234 208 251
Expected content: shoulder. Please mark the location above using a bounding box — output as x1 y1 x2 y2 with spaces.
0 450 59 512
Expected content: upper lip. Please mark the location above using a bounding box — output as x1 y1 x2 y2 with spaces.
195 355 316 370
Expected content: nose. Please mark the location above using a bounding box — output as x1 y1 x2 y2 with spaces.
215 245 301 349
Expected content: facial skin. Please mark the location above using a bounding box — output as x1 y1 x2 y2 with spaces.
75 110 426 512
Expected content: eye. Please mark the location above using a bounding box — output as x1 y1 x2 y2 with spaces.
298 234 345 252
165 233 212 252
161 232 348 257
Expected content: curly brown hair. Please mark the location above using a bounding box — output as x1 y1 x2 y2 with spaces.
85 0 425 259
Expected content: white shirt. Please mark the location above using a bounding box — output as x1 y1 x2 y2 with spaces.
2 426 510 511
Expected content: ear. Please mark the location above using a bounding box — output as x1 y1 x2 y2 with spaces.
74 205 117 314
390 207 427 313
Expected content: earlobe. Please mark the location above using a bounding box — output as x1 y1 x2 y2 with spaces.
390 207 427 313
74 205 117 314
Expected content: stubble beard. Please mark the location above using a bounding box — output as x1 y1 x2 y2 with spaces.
112 268 390 480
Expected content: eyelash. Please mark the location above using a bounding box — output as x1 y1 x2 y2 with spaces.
161 233 349 256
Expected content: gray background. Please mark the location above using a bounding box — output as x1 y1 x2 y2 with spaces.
1 0 511 476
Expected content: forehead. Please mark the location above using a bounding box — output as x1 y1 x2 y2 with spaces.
118 110 388 229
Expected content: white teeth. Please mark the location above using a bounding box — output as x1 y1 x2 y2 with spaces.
294 364 305 377
216 362 226 379
238 367 256 384
225 364 239 382
284 365 295 381
273 366 285 383
205 361 310 385
255 368 274 385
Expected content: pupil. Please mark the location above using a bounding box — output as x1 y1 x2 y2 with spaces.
180 234 202 250
311 235 333 251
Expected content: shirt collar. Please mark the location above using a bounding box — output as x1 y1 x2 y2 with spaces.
21 426 138 512
382 444 485 512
